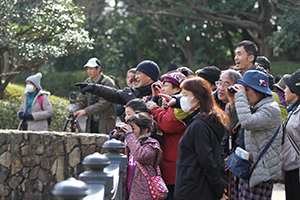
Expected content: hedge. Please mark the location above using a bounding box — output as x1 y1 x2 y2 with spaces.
1 83 73 132
14 70 126 98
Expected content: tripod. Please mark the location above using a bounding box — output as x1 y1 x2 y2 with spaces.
62 102 82 133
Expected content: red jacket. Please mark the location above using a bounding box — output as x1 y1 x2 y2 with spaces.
150 107 186 185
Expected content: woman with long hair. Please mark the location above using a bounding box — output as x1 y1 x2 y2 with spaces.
174 77 229 200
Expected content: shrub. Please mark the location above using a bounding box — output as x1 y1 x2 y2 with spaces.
0 83 71 131
270 61 300 77
14 70 126 97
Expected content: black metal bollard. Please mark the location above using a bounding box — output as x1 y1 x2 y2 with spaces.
52 177 90 200
79 152 113 200
102 139 127 200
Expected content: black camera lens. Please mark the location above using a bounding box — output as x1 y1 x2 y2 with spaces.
153 84 161 89
69 92 76 104
116 125 125 132
228 87 237 94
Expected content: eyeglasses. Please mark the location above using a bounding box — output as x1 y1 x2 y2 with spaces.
215 81 230 88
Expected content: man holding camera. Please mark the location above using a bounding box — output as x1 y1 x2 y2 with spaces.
75 60 160 105
74 57 116 134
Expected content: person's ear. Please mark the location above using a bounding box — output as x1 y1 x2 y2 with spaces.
141 128 148 135
248 55 254 63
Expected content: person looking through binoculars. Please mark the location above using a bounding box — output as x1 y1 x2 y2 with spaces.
73 57 116 134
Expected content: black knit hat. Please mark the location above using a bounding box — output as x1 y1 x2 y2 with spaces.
283 69 300 96
256 56 271 71
196 66 221 85
136 60 160 81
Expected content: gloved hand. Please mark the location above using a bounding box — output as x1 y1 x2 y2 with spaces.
19 112 25 119
25 113 34 120
119 87 136 102
75 83 95 95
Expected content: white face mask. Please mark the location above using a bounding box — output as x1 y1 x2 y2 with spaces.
180 96 198 113
26 84 35 93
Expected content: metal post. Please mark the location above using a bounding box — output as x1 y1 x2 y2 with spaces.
102 139 127 200
52 177 90 200
79 152 113 200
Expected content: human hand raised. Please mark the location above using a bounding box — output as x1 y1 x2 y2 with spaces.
158 93 176 108
151 81 163 97
75 83 95 95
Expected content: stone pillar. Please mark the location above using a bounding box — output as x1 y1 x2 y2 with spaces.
102 139 126 200
79 152 113 200
52 177 89 200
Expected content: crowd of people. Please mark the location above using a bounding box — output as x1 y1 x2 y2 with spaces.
18 40 300 200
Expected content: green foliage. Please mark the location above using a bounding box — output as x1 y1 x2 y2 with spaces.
0 100 20 129
0 0 94 99
0 83 70 131
269 9 300 54
15 71 87 97
270 61 300 77
14 70 126 97
0 0 94 61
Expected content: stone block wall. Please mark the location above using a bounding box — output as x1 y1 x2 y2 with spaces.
0 130 109 200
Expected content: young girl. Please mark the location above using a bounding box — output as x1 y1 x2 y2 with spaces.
110 99 148 140
118 113 162 200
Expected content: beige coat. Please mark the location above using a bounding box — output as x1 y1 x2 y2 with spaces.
18 90 52 131
74 73 116 134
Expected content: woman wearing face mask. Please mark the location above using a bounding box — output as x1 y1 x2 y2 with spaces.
174 77 229 200
17 73 52 131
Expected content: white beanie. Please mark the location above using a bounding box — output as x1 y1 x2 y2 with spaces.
26 73 42 88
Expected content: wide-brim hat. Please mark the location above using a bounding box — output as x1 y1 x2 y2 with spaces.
283 69 300 96
237 70 272 95
273 76 287 92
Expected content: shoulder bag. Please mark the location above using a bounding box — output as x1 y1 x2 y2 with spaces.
136 162 168 200
227 125 281 179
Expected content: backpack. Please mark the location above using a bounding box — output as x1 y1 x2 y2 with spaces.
38 95 52 126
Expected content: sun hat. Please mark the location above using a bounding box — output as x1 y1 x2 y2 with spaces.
237 70 272 95
273 76 287 92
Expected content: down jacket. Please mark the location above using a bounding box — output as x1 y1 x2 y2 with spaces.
226 92 282 188
17 90 52 131
123 133 162 200
282 104 300 172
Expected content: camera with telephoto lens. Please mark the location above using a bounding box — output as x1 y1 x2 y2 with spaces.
69 92 76 104
228 86 237 94
116 124 126 132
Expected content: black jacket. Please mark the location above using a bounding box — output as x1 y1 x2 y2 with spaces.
174 109 227 200
92 82 153 105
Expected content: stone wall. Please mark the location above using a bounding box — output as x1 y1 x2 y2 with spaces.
0 130 109 200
